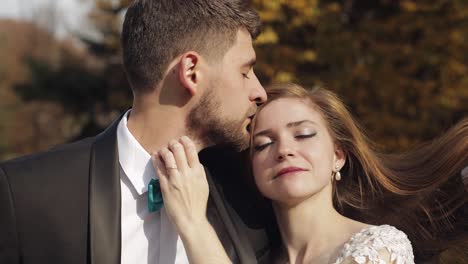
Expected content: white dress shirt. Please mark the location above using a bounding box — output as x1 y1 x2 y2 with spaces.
117 110 189 264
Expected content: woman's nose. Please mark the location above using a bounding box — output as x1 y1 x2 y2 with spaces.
276 141 295 161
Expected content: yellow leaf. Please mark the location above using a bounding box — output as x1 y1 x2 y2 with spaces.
400 1 418 12
326 3 341 13
274 71 294 82
301 50 317 62
450 30 464 44
255 27 279 45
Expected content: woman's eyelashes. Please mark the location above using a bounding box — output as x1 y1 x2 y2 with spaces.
253 141 272 152
295 132 316 139
253 131 317 152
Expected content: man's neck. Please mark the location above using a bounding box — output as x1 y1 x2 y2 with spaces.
127 107 204 154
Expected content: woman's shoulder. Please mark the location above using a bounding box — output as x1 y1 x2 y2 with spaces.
333 225 414 264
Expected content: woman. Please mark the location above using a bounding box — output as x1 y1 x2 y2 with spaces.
152 83 467 263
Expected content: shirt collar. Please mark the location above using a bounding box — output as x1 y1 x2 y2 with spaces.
117 110 157 195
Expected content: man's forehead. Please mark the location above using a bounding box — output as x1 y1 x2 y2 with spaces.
236 28 254 46
226 29 256 62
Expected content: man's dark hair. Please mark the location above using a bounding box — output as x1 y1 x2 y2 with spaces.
121 0 261 94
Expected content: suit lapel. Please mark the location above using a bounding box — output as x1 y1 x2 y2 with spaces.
205 169 258 263
88 117 122 264
86 115 265 264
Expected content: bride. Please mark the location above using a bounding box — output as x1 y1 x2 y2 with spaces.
151 83 467 263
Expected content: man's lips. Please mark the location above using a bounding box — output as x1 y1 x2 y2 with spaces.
275 167 306 178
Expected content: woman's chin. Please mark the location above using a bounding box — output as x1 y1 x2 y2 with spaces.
266 181 330 208
270 188 315 205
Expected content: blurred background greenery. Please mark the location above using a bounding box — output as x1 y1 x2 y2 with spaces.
0 0 467 161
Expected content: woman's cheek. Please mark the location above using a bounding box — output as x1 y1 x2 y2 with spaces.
252 155 274 194
252 169 268 194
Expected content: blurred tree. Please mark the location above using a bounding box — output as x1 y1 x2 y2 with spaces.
76 0 135 129
252 0 468 151
10 0 133 147
0 32 7 158
6 0 467 155
0 20 89 159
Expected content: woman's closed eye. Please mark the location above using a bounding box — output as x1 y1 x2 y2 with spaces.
253 140 272 152
253 132 316 152
295 132 316 139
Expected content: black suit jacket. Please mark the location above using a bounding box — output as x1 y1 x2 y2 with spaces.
0 117 269 264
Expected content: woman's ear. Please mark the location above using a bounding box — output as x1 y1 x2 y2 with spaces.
178 52 200 96
334 145 346 170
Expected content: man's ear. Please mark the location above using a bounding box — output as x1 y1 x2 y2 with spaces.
334 145 346 170
178 52 200 96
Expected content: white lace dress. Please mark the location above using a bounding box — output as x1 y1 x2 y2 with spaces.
333 225 414 264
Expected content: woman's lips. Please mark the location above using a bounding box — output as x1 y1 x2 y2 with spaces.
275 167 306 178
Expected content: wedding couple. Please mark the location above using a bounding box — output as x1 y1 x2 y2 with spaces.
1 1 466 264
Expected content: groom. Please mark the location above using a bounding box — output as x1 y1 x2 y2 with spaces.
0 0 269 263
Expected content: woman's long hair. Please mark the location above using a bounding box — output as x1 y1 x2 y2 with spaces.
249 83 467 263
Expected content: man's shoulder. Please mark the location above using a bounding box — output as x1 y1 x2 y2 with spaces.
0 136 96 174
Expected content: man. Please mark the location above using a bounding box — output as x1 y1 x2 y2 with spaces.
0 0 269 263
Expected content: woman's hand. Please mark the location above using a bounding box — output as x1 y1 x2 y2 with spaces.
151 136 209 233
152 136 232 264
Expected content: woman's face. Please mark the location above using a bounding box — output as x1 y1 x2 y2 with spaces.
251 97 344 206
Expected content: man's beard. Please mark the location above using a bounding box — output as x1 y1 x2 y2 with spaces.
187 88 251 151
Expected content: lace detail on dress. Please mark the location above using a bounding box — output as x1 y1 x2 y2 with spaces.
333 225 414 264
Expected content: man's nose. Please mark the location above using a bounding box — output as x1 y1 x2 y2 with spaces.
250 73 267 105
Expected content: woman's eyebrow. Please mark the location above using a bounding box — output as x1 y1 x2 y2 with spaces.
286 120 316 128
253 120 316 138
253 129 271 138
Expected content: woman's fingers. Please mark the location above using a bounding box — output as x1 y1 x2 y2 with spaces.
150 137 210 232
159 147 180 179
153 136 201 187
180 136 200 168
151 152 168 190
168 140 189 173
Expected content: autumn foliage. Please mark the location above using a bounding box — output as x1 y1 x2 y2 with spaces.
1 0 467 156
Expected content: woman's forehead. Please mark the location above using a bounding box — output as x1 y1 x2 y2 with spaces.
255 97 323 129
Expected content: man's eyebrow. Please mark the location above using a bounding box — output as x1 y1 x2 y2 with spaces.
253 120 316 138
242 57 256 68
